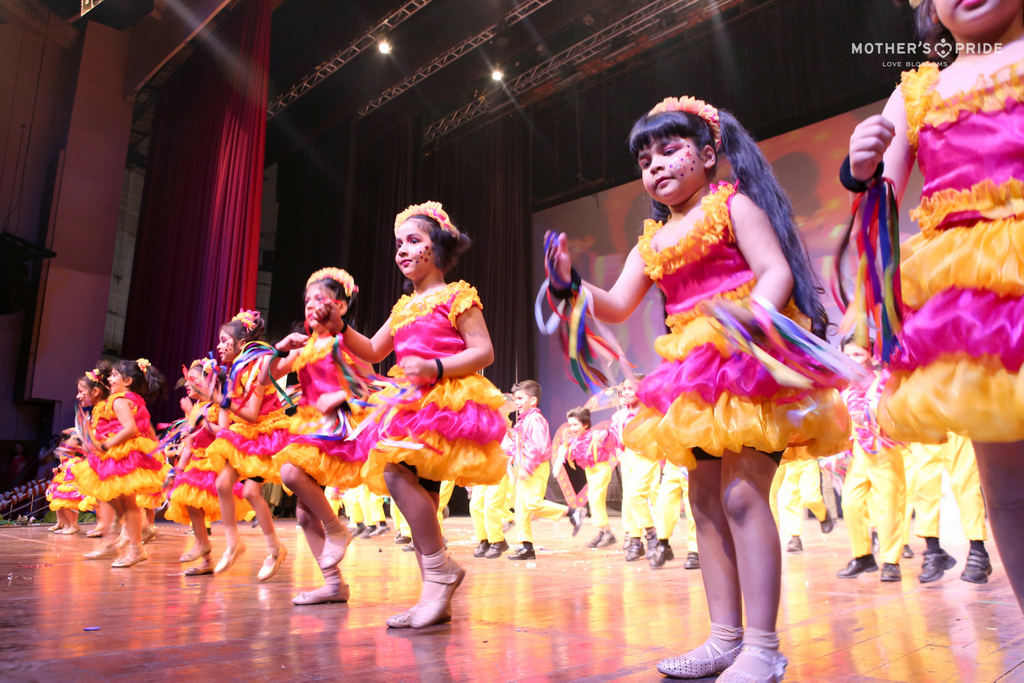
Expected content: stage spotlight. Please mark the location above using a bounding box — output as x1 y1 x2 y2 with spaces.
491 69 504 81
378 40 392 54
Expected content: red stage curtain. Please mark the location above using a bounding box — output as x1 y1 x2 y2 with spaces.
122 0 270 415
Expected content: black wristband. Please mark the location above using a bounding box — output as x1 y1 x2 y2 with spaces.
434 358 444 383
339 318 348 334
220 394 232 410
840 155 884 193
273 347 288 359
548 268 582 301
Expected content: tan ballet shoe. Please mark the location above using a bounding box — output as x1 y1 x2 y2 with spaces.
111 548 148 568
214 543 246 575
386 605 453 629
48 523 62 532
85 527 106 538
179 543 212 563
184 557 214 576
292 583 351 605
657 641 742 679
84 544 119 560
408 553 465 629
61 527 80 535
141 526 157 544
317 526 353 571
258 546 287 582
717 647 788 683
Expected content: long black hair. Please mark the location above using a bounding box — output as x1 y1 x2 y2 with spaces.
221 313 266 346
628 108 829 338
306 276 358 326
80 360 113 401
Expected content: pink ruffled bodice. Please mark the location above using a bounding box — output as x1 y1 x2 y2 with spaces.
391 281 481 362
657 233 753 321
293 335 350 407
94 392 153 442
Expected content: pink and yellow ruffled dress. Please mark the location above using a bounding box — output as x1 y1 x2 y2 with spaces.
48 456 95 512
72 393 170 502
272 334 366 489
359 281 508 494
166 405 251 524
205 361 290 483
882 62 1024 443
624 182 851 469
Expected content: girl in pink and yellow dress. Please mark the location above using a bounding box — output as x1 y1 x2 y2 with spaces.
48 432 93 534
73 359 169 568
268 268 366 605
846 0 1024 610
201 311 291 580
165 360 251 576
545 98 849 681
336 202 507 629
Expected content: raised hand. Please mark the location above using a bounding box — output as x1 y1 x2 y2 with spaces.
543 231 573 288
849 115 895 182
276 332 309 353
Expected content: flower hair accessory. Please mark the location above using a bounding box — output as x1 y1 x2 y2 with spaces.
137 358 151 375
231 309 261 332
394 201 459 237
648 96 721 149
306 268 359 298
85 369 101 383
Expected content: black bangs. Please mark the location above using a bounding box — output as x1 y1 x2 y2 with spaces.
628 110 714 158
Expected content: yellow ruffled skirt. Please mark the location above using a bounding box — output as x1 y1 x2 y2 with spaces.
272 405 365 489
71 438 169 502
205 410 291 483
165 449 252 525
624 315 851 471
359 374 509 496
880 215 1024 443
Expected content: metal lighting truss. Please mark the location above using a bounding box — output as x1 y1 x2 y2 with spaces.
423 0 742 143
267 0 434 118
357 0 556 118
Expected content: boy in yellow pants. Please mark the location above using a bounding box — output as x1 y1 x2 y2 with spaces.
508 381 584 561
770 458 834 553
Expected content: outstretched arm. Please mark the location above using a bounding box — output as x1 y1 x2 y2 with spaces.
544 231 653 324
342 318 395 364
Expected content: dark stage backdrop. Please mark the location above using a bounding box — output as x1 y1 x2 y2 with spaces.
123 0 271 420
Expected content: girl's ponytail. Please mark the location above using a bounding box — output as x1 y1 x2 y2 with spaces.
718 110 829 338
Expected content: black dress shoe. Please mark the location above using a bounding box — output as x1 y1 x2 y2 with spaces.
401 543 416 552
507 546 536 561
787 536 803 553
683 551 699 569
820 510 835 534
473 540 491 558
625 538 645 562
919 550 956 583
902 544 914 559
880 562 902 582
569 508 586 537
960 548 993 584
585 531 605 548
395 534 412 545
484 540 509 559
837 555 879 578
649 543 674 568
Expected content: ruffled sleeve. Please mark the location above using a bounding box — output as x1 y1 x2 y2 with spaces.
900 62 940 150
446 281 483 327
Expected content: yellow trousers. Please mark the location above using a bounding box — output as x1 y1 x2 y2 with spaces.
436 480 455 526
902 448 918 547
342 486 366 524
470 475 510 543
655 465 698 552
620 449 659 537
503 476 516 524
362 488 385 525
515 461 568 543
770 460 827 538
585 461 614 528
845 444 906 565
390 499 411 536
910 434 987 541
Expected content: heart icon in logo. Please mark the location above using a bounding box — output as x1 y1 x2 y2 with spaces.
934 38 954 60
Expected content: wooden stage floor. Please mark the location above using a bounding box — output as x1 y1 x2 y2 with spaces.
1 514 1023 682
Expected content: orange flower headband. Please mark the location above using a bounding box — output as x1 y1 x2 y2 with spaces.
137 358 151 375
306 267 359 298
394 201 459 237
648 96 721 149
85 369 101 383
231 309 260 332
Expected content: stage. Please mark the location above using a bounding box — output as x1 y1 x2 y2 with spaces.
1 515 1022 682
